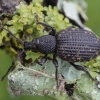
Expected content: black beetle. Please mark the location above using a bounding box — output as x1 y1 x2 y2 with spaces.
0 14 100 87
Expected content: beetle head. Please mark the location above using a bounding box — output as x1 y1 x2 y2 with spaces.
24 38 39 52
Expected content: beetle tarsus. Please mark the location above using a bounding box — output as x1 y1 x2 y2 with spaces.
0 61 15 82
0 50 24 81
1 61 15 81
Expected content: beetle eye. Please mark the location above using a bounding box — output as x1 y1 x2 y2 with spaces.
31 39 39 52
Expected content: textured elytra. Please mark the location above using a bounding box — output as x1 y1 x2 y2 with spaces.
56 27 100 62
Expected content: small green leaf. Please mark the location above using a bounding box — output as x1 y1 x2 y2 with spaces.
26 51 43 62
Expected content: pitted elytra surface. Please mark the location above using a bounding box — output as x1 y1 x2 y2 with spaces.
56 27 100 62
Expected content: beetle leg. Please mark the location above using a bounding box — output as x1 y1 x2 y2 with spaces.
39 54 48 65
34 13 56 36
49 28 56 36
0 50 24 81
32 54 48 66
53 54 59 88
69 62 96 81
37 22 56 36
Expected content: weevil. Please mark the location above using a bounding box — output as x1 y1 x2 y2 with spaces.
0 14 100 87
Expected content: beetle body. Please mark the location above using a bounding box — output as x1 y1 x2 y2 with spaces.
26 26 100 63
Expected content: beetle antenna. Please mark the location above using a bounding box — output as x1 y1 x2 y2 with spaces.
0 25 24 45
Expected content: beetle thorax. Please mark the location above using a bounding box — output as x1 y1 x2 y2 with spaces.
37 35 56 54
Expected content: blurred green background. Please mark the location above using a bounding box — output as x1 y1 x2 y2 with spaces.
0 0 100 100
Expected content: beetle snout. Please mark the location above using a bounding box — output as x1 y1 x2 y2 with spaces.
24 41 32 51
